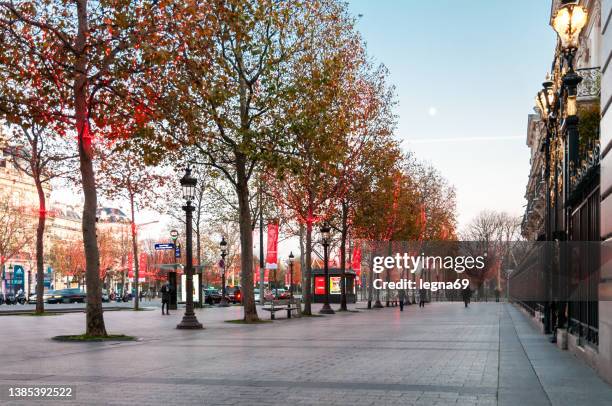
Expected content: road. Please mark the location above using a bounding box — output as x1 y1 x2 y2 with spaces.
0 302 611 405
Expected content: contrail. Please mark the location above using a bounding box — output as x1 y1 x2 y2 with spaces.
405 135 523 144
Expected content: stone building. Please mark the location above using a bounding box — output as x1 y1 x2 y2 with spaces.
598 0 612 385
518 0 612 384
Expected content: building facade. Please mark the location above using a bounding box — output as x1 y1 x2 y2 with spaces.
519 0 612 384
0 129 142 294
599 0 612 384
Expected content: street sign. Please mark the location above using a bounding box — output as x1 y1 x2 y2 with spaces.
170 229 179 242
175 244 181 258
155 243 175 250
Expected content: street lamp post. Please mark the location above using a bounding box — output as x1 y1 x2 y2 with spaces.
506 269 514 302
288 251 295 300
536 75 557 335
319 223 335 315
550 0 588 336
552 0 588 180
219 237 229 307
176 166 203 330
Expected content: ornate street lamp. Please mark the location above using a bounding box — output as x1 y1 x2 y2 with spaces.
552 0 588 171
177 166 203 329
319 223 334 314
288 251 295 300
552 1 588 65
219 237 229 307
536 74 558 335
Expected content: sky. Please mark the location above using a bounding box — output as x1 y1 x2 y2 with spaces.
346 0 557 230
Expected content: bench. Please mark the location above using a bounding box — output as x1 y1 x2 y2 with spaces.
262 299 301 320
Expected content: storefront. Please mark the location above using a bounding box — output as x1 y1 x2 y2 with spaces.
312 268 357 304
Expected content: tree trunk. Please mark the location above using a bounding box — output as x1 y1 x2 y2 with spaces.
130 195 139 310
236 152 258 322
75 0 106 337
299 222 305 297
302 206 313 316
34 176 46 314
339 200 348 311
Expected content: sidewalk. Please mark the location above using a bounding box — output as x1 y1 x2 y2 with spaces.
0 302 610 405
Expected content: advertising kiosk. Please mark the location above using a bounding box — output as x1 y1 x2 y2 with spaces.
312 268 357 304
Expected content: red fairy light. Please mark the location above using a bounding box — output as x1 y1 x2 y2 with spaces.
77 119 93 151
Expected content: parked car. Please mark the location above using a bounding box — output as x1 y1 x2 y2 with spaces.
232 288 241 304
225 287 242 304
254 288 260 302
101 290 110 303
51 288 86 304
203 288 222 305
28 290 62 304
274 288 289 299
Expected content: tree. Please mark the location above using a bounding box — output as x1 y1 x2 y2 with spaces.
461 210 521 297
143 0 342 322
3 123 76 313
409 161 457 241
266 5 374 315
98 140 166 309
0 0 163 336
0 191 36 294
48 236 85 288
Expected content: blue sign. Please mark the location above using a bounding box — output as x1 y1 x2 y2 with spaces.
175 247 181 258
44 266 52 288
12 265 24 287
155 243 175 250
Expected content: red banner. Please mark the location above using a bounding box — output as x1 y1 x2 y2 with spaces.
253 264 270 284
265 221 279 269
352 245 361 273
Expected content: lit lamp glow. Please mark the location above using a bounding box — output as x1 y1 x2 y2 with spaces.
552 1 588 51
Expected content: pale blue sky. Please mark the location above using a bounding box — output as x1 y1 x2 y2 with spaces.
347 0 557 229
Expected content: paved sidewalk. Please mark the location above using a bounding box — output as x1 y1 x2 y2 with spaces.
0 302 610 405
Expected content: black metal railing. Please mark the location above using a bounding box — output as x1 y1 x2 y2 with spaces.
576 67 601 99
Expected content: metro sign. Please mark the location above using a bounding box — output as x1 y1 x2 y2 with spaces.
155 243 175 250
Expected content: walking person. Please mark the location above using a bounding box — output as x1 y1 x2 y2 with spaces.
160 281 172 315
462 286 471 308
399 289 405 312
419 287 427 308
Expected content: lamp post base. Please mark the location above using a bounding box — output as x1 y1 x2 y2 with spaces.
373 300 384 308
176 315 203 329
218 299 230 307
319 303 335 314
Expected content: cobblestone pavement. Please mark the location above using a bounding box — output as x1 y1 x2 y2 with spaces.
0 302 611 405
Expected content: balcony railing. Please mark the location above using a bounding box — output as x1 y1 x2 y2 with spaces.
576 67 601 99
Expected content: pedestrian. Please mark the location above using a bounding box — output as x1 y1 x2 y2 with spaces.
419 288 427 308
160 281 172 315
399 289 405 312
462 286 471 308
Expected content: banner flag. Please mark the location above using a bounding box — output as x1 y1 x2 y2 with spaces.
266 221 279 269
352 245 362 273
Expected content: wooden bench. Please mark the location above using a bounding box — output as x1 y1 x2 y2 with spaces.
262 299 301 320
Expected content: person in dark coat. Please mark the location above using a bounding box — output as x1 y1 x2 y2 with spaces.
419 288 427 308
462 286 471 308
160 282 172 315
399 289 405 312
